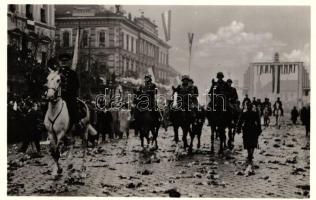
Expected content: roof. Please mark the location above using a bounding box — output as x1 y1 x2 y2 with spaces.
55 5 171 49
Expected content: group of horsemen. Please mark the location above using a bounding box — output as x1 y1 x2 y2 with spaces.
46 53 284 133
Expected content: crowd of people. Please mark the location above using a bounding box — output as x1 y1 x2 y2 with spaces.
7 52 311 165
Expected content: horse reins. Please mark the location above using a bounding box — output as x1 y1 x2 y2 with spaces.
48 101 64 141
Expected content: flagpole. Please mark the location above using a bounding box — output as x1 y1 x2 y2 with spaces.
188 48 191 76
188 33 194 76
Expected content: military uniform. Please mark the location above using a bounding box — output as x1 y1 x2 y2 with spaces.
59 62 80 126
273 99 284 116
139 82 157 111
209 79 229 110
175 83 193 110
227 86 238 103
191 84 199 108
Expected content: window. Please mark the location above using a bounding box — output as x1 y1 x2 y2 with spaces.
122 32 124 48
26 4 33 20
131 37 134 53
9 4 16 13
62 31 70 47
82 30 89 47
126 35 129 51
265 65 269 73
99 31 105 47
40 7 46 23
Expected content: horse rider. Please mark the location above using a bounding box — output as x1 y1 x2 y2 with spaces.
273 97 284 116
188 77 199 109
226 79 238 105
174 75 194 112
209 72 230 108
138 74 157 111
262 98 272 115
47 54 80 131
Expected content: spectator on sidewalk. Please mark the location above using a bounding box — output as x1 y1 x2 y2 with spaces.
300 104 310 137
19 101 42 154
291 106 299 125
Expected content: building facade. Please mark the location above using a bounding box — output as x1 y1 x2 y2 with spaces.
55 5 179 97
243 53 310 110
7 4 55 96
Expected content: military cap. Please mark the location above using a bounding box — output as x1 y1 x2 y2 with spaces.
181 75 190 81
227 79 233 83
58 53 72 62
216 72 224 78
144 74 152 79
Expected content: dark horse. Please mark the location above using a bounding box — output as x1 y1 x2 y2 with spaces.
169 90 194 151
132 89 159 150
189 105 206 153
206 84 237 155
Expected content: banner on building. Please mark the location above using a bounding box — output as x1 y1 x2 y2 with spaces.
71 28 80 70
162 10 171 41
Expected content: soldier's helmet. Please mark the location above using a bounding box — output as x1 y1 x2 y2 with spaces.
188 78 194 83
181 75 190 81
144 74 152 81
216 72 224 79
227 79 233 83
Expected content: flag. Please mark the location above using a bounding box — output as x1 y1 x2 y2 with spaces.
272 65 275 93
188 33 194 54
147 67 156 83
276 65 280 94
71 28 79 70
162 10 171 41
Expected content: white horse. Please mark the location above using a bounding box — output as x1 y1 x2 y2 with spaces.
273 102 282 129
44 70 95 177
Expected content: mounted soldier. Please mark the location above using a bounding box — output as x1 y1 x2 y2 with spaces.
207 72 232 154
170 75 194 149
226 79 238 111
174 75 193 111
138 74 157 112
188 77 199 109
58 53 80 130
47 54 80 130
273 97 284 116
133 74 159 150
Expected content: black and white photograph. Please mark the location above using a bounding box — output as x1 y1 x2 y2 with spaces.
6 2 311 198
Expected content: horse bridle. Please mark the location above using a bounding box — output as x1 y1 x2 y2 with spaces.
48 101 65 142
45 79 62 102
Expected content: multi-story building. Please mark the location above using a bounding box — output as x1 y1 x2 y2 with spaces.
243 53 310 110
55 5 179 97
8 4 55 64
7 4 55 95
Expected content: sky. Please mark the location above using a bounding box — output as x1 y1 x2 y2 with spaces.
114 6 310 92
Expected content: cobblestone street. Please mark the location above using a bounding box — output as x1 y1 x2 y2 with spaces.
7 116 310 197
